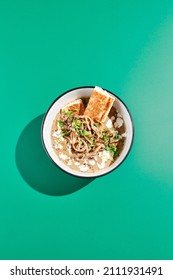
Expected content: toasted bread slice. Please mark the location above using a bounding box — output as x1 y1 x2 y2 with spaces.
84 86 115 122
62 99 84 115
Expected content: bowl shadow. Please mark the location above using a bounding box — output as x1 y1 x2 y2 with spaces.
15 114 95 196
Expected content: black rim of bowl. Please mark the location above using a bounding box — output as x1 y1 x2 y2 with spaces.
41 86 135 178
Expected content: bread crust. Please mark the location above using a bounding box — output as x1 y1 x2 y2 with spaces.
84 87 115 122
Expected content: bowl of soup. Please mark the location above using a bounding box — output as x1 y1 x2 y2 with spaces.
42 86 134 178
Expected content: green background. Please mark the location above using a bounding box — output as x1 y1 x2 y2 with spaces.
0 0 173 259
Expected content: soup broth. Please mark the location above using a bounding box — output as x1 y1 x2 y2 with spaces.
51 97 126 173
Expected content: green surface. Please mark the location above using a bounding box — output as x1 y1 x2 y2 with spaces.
0 0 173 259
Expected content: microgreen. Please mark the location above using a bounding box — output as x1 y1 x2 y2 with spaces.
109 145 119 159
73 117 77 122
94 122 101 127
76 121 82 127
65 111 73 117
103 132 109 143
82 130 90 136
58 120 64 127
64 109 77 117
114 131 119 139
62 130 70 136
91 139 96 145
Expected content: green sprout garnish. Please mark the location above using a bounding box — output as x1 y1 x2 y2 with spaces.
109 145 119 159
64 109 77 117
103 132 109 143
91 139 96 145
94 122 101 127
61 129 70 136
82 130 90 137
76 120 82 127
73 117 77 122
114 131 119 139
58 120 64 127
65 111 73 117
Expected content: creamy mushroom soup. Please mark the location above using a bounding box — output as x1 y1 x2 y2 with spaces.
51 97 126 173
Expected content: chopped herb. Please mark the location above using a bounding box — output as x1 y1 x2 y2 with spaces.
72 117 77 122
75 128 82 135
75 129 90 137
114 149 120 158
94 122 101 127
104 144 119 159
65 111 73 117
78 140 82 145
76 121 82 127
58 120 64 127
91 139 96 145
109 145 119 159
64 109 77 117
82 130 90 137
103 132 109 143
72 118 82 129
103 135 107 142
62 129 70 136
109 144 117 150
114 131 119 139
104 145 109 151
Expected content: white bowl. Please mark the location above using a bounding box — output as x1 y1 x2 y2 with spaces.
42 86 134 178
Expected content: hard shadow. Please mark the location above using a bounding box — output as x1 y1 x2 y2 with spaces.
15 114 95 196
